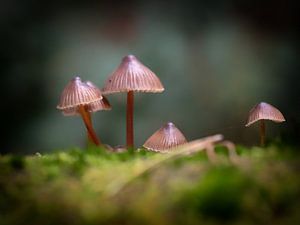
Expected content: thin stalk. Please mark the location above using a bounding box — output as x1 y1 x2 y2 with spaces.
260 120 265 147
126 91 134 148
78 105 101 146
86 111 93 144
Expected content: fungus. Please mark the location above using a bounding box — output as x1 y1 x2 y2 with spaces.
57 77 103 146
84 81 111 144
102 54 164 148
62 81 111 116
143 122 187 153
85 81 112 112
245 102 285 146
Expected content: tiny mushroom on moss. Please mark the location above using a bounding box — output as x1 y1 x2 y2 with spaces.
143 122 187 153
245 102 286 146
57 77 104 146
102 54 164 149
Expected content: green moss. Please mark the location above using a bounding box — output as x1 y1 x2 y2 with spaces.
0 144 300 225
181 167 249 221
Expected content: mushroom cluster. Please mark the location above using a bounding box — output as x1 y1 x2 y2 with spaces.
57 55 165 150
57 55 286 153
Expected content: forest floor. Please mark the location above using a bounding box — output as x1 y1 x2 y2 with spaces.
0 142 300 225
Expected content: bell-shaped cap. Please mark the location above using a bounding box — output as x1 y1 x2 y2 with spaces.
87 96 111 112
58 79 111 116
61 95 112 116
85 81 112 111
85 80 102 95
102 55 164 94
143 122 187 153
245 102 286 127
57 77 103 110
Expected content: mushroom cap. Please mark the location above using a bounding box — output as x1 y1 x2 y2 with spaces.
102 55 164 94
57 77 103 110
85 80 102 95
61 96 112 116
245 102 286 127
143 122 188 153
87 96 112 112
84 81 112 111
58 79 110 116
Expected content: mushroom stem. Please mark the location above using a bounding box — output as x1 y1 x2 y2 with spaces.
78 105 101 146
86 111 93 144
260 120 265 146
126 91 134 148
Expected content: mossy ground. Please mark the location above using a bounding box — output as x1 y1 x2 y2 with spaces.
1 144 300 225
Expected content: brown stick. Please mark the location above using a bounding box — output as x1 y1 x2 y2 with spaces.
78 105 101 146
260 120 265 147
219 141 239 164
126 91 134 148
206 144 218 164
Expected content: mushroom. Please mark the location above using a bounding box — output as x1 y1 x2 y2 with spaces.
84 81 112 144
143 122 187 153
245 102 286 146
57 77 104 146
62 81 111 116
102 54 164 148
84 81 112 112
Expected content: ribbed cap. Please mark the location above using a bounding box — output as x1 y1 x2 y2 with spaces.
102 55 164 94
85 81 112 111
143 122 187 153
57 77 103 110
86 96 111 112
245 102 286 127
58 79 110 116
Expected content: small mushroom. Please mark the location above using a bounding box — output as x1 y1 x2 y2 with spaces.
85 81 112 112
62 81 111 116
57 77 103 146
245 102 285 146
102 54 164 148
143 122 187 153
85 81 111 144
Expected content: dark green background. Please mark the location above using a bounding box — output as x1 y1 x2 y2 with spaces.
1 0 299 153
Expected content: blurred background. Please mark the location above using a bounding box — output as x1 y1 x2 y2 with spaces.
1 0 299 154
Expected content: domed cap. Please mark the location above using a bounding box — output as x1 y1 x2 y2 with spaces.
85 81 112 111
102 55 164 94
86 96 111 112
245 102 286 127
59 80 110 116
57 77 103 111
143 122 187 153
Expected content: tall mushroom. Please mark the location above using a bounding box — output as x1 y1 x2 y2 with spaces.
143 122 187 153
245 102 286 146
57 77 104 146
102 54 164 149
